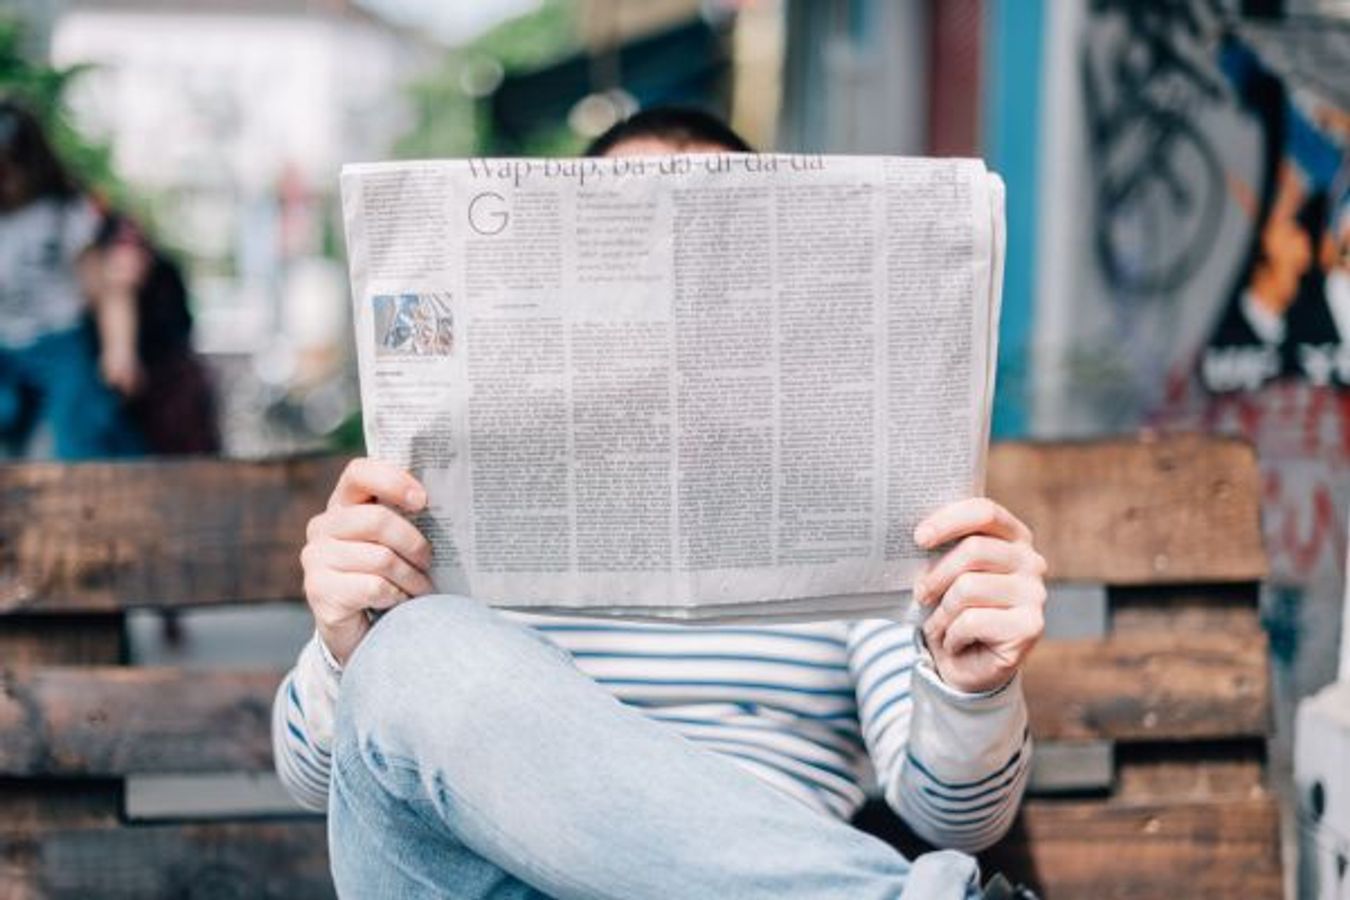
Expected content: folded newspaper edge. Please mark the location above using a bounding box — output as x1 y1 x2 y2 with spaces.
341 154 1005 623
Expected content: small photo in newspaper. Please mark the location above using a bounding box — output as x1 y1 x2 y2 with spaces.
373 292 455 358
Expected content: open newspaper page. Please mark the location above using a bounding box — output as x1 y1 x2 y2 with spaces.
341 154 1004 622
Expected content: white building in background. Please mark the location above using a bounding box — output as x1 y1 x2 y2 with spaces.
51 0 427 364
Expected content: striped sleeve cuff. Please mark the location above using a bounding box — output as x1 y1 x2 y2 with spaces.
271 634 343 811
891 653 1031 852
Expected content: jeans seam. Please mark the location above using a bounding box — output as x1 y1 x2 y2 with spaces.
331 751 455 898
418 764 608 900
338 739 603 899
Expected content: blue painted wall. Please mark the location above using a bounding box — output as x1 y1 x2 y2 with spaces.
984 0 1045 438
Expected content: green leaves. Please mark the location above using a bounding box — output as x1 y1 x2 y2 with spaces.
0 15 121 203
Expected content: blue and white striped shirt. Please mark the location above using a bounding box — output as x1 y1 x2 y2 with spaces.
274 612 1030 853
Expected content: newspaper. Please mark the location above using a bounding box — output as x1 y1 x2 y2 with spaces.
340 153 1005 622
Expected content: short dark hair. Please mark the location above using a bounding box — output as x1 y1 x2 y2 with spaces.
585 106 754 157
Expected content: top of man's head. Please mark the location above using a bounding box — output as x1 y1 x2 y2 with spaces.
585 107 754 157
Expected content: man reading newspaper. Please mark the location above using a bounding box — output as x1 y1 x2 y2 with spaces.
274 109 1046 900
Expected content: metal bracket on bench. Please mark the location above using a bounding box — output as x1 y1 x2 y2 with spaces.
1027 740 1114 796
125 773 313 821
1044 582 1108 640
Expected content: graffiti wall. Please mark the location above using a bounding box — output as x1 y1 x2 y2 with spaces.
1043 0 1350 750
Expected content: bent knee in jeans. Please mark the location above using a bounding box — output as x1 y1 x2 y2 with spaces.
335 595 572 762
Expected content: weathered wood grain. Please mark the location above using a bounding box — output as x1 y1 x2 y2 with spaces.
0 437 1282 899
859 795 1282 899
987 436 1267 584
0 820 332 900
1114 742 1268 803
0 781 126 900
0 436 1266 610
0 624 1270 776
981 797 1283 899
1023 631 1270 742
0 456 346 614
0 668 277 775
6 798 1282 900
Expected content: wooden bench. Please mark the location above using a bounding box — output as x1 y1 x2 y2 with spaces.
862 435 1283 897
0 436 1280 898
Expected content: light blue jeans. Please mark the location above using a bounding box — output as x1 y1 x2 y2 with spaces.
329 595 983 899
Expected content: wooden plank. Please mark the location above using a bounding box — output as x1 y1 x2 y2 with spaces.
987 436 1267 584
38 801 1267 900
1110 583 1263 635
19 801 1268 900
980 797 1283 899
0 616 124 665
858 795 1282 898
0 436 1269 608
0 781 124 900
0 668 279 776
1023 631 1269 742
1 820 332 900
0 628 1270 775
1114 742 1268 803
0 456 347 614
0 779 122 833
0 437 1268 607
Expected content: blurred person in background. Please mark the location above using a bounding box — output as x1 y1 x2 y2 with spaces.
91 211 220 456
276 108 1044 900
0 99 141 459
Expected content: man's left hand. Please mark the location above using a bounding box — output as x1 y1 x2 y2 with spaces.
912 498 1047 694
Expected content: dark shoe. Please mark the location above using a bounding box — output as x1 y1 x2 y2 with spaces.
982 873 1041 900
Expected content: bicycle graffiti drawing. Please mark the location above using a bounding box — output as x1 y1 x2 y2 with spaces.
1083 0 1229 298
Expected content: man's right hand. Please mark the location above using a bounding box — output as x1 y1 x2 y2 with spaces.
301 458 435 665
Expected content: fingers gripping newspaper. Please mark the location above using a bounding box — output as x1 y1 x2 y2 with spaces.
341 154 1004 623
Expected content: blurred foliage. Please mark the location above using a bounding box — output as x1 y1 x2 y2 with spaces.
329 409 367 454
394 52 482 159
474 0 579 72
393 0 583 160
0 15 125 205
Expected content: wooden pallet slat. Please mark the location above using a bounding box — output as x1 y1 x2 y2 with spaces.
0 669 277 776
2 820 332 900
0 457 346 614
1022 630 1270 743
1113 743 1268 803
0 621 1270 776
0 436 1269 613
987 436 1267 584
981 796 1283 899
0 439 1282 900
